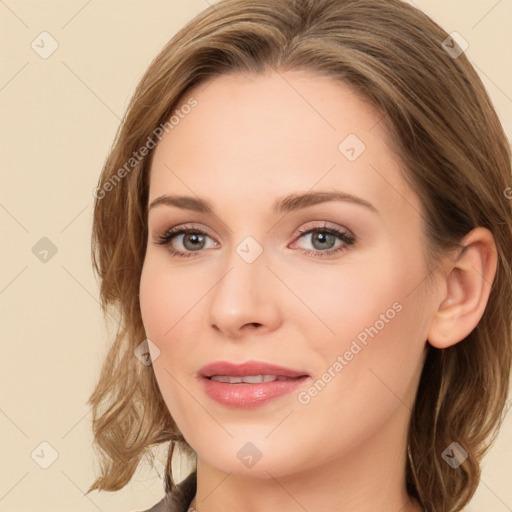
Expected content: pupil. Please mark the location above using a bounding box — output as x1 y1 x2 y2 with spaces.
184 233 205 250
312 231 335 250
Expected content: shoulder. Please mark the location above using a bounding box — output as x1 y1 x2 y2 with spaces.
134 471 197 512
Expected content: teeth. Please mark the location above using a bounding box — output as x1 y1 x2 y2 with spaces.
210 374 286 384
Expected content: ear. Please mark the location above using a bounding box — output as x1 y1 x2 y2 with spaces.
427 227 498 349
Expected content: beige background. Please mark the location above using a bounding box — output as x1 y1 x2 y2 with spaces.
1 1 511 511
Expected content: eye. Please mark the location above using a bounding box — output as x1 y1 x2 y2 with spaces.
154 222 356 258
154 224 218 258
290 222 355 257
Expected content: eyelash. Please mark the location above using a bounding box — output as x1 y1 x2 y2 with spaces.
154 222 356 259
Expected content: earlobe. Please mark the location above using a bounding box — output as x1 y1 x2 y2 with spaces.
427 227 497 349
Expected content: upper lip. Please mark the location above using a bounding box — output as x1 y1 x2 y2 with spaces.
199 360 309 379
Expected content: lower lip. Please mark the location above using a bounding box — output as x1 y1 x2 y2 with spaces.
202 376 310 408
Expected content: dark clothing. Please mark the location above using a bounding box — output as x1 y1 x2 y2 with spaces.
136 471 197 512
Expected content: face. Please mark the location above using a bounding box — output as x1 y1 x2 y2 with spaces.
139 69 437 479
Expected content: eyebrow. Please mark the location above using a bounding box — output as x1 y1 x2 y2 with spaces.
148 191 378 215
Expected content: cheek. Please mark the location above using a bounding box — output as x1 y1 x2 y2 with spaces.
139 254 213 390
139 258 199 425
284 250 411 347
294 247 428 401
292 288 427 459
139 254 205 341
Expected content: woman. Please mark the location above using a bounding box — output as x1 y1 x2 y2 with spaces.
86 1 512 511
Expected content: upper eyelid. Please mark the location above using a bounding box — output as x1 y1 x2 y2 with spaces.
157 221 348 235
295 221 353 234
162 223 216 239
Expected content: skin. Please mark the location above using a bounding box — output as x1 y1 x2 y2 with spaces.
139 69 497 512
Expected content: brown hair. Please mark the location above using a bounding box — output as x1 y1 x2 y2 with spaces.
87 1 512 510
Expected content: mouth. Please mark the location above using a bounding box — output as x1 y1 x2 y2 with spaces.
199 360 310 408
199 360 309 379
208 374 303 383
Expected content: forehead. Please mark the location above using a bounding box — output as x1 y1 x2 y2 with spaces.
148 70 419 220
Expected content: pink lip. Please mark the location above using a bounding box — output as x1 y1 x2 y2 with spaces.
199 360 310 409
199 360 308 379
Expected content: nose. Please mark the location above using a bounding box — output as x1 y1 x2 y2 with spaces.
207 247 282 338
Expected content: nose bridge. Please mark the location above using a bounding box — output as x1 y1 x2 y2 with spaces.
207 239 280 335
